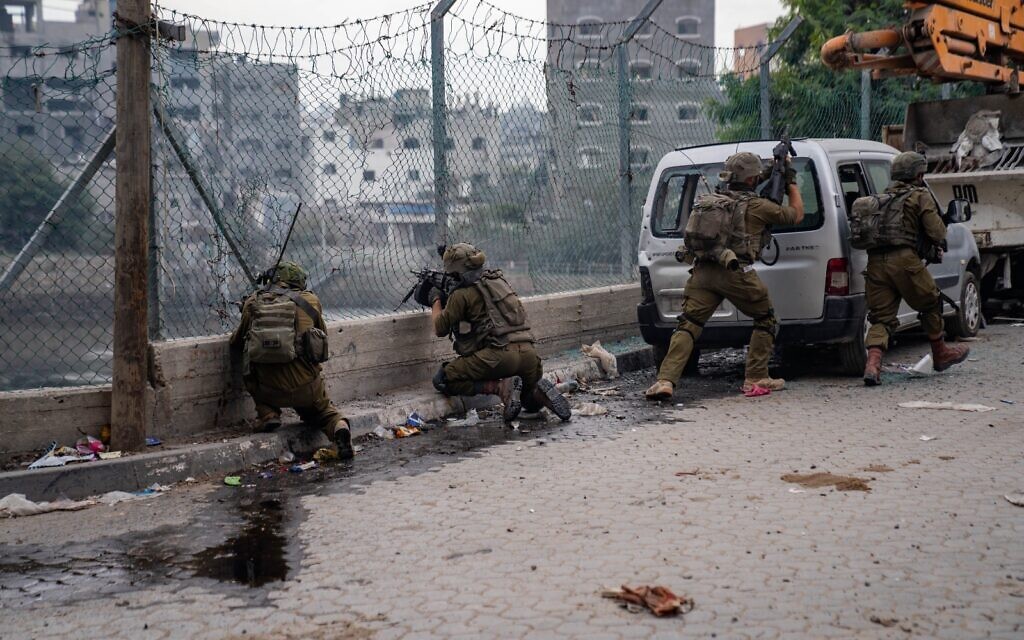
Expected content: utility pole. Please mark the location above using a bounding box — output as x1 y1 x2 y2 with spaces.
759 17 803 139
430 0 456 248
111 0 152 451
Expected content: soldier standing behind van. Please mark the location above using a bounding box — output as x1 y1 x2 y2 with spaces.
230 261 353 460
859 151 970 385
645 152 804 400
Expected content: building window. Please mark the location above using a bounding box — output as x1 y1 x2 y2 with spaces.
16 124 36 136
676 17 701 38
577 56 603 81
408 169 421 181
324 163 337 175
577 17 602 38
170 76 200 90
403 137 421 149
471 137 486 151
578 146 605 169
629 146 651 169
577 103 602 126
630 103 650 124
629 60 652 81
363 170 376 182
676 58 701 78
369 138 385 149
10 46 31 57
677 102 700 122
322 130 336 142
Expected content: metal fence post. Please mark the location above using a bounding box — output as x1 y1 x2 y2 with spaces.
616 0 663 279
759 16 803 140
431 0 456 248
860 70 872 139
112 0 152 452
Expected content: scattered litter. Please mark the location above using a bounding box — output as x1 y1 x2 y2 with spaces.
1012 323 1024 328
145 437 162 447
447 409 480 427
511 421 520 432
781 472 871 492
0 493 96 517
405 412 426 428
278 451 296 463
870 615 900 628
98 491 153 505
223 476 242 487
372 425 395 439
528 508 534 513
743 384 771 398
919 435 937 441
259 471 274 479
675 469 701 477
591 388 622 397
909 353 934 375
353 445 364 454
581 341 619 379
1000 399 1016 405
898 401 995 412
289 461 318 473
601 584 693 617
98 451 123 460
313 447 339 462
394 425 421 438
788 488 806 494
75 436 106 455
28 454 90 469
862 465 893 473
555 380 579 394
1005 493 1024 507
99 424 111 444
184 476 197 483
573 402 608 416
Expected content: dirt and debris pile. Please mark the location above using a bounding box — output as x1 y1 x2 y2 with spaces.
781 472 871 492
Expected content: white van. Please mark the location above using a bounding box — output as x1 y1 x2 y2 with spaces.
636 139 982 375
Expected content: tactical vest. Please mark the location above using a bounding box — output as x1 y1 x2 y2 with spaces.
452 270 534 356
244 288 329 366
682 190 767 268
848 188 918 251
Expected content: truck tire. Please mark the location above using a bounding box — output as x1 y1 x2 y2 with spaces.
651 342 700 378
836 314 867 376
947 271 981 338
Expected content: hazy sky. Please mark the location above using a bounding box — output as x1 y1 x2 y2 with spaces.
115 1 788 49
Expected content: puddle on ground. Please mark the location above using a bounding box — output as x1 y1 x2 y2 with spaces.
191 499 289 587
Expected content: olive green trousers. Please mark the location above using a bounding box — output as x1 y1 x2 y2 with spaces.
658 263 778 383
865 248 943 350
244 375 344 436
437 343 544 409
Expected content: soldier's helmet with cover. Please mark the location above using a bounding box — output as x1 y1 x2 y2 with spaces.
891 151 928 181
442 243 487 275
721 151 765 183
270 261 307 289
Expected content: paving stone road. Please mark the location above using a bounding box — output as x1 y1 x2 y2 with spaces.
2 325 1023 639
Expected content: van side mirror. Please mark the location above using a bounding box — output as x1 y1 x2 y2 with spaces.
945 199 972 224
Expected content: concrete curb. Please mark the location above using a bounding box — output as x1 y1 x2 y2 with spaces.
0 344 653 502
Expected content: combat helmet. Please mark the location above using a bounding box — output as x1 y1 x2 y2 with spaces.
891 151 928 181
269 261 307 289
442 243 487 275
722 151 765 183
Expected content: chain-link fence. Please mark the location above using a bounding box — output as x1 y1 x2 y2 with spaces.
0 1 950 391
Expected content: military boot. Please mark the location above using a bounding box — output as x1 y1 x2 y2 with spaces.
531 379 572 422
863 347 883 386
930 337 970 372
333 420 354 461
481 377 523 421
256 412 282 433
742 377 785 393
645 379 674 400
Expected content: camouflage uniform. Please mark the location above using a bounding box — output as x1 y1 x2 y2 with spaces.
230 262 345 438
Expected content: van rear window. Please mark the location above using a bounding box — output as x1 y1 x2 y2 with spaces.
651 158 824 237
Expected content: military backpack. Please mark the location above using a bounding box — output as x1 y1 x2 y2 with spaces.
475 270 533 347
245 288 330 365
681 190 762 269
848 189 917 251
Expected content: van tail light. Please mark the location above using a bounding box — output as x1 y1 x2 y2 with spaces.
639 267 655 303
825 258 850 296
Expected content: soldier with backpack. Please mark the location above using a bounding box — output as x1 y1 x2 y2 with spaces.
645 151 805 400
851 151 970 386
421 243 572 423
230 261 353 460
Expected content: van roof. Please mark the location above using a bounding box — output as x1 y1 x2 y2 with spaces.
671 138 897 156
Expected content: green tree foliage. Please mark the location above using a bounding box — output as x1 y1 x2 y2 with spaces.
0 140 97 252
708 0 981 142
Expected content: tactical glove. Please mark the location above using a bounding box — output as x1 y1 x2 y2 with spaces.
785 166 798 185
427 286 443 306
413 278 435 307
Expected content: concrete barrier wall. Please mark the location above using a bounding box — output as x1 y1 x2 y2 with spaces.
1 284 641 457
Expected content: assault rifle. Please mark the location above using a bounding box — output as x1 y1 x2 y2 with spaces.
395 245 458 310
761 132 797 205
257 202 303 291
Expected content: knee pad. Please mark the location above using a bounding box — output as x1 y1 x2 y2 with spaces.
432 365 449 394
753 309 779 338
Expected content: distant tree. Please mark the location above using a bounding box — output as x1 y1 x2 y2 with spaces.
0 140 96 252
708 0 982 141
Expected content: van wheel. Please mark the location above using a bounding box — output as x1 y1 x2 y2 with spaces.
836 314 867 376
651 342 699 378
947 271 981 338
